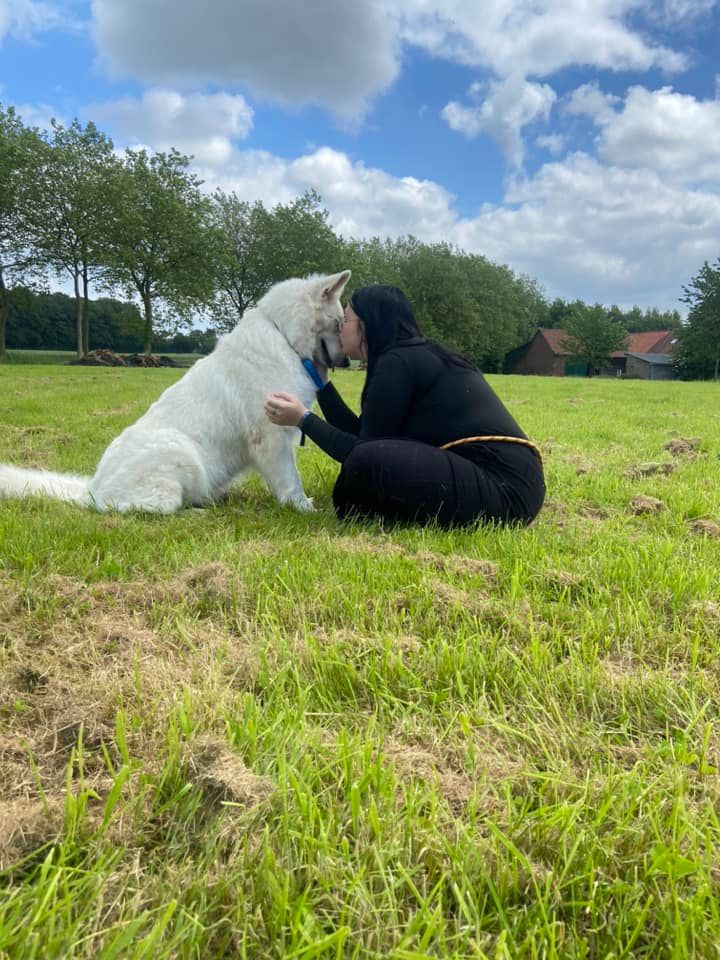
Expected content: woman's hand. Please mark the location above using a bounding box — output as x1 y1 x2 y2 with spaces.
264 391 307 427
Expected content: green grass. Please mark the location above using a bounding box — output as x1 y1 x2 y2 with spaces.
0 366 719 958
1 350 201 367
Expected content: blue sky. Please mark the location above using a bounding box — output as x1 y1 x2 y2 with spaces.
2 0 720 313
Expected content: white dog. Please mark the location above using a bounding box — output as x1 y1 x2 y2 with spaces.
0 270 351 514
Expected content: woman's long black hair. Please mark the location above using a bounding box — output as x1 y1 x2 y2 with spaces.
348 285 476 402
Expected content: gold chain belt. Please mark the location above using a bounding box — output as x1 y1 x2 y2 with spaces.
440 435 542 462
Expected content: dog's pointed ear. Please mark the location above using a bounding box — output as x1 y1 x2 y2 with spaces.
320 270 351 301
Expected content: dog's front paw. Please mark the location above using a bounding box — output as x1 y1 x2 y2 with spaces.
292 495 315 513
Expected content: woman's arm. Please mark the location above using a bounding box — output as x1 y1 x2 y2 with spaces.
298 414 357 462
316 381 361 434
265 351 415 463
304 352 415 461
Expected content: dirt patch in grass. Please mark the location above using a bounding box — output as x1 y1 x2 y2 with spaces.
688 519 720 538
689 600 720 624
0 567 261 819
564 454 595 475
383 739 474 813
665 437 700 457
627 461 676 479
382 729 528 817
334 534 405 558
0 797 66 870
311 627 422 658
630 494 666 515
425 578 488 616
538 569 586 600
578 502 611 521
415 551 499 581
163 562 237 605
537 498 567 523
186 736 274 807
332 537 501 582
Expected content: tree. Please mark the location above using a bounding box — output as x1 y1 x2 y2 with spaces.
24 118 118 357
0 105 43 358
209 189 342 330
561 303 629 375
6 287 147 352
675 259 720 380
99 148 215 353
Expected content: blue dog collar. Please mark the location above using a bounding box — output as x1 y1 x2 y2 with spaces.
301 357 325 390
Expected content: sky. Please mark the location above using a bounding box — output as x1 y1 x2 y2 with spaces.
2 0 720 314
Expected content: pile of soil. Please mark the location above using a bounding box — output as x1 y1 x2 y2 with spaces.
66 349 181 368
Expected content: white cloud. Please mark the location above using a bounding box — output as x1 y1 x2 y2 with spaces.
90 0 399 120
86 0 698 119
188 142 719 312
442 75 556 168
195 146 458 241
646 0 718 25
535 133 566 155
0 0 66 42
393 0 688 78
565 82 621 125
458 153 720 308
595 86 720 184
90 89 254 165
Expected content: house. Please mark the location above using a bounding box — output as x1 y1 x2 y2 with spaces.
505 328 586 377
506 328 677 377
607 331 677 378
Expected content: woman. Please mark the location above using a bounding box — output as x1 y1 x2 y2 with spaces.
264 284 545 527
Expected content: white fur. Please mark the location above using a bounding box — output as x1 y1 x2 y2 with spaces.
0 271 351 514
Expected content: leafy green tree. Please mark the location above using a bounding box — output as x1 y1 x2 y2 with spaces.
0 105 44 358
24 119 117 357
561 303 628 375
463 254 547 370
675 259 720 380
335 234 548 369
7 287 146 352
99 148 215 353
209 189 342 330
338 235 403 295
622 304 683 333
546 297 576 329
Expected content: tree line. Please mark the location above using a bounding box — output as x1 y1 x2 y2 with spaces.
5 288 216 354
1 103 718 376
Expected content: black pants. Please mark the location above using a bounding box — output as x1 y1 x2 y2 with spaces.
332 438 545 528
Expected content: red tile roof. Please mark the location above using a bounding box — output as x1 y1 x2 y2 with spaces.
537 328 676 357
537 328 577 355
612 331 676 357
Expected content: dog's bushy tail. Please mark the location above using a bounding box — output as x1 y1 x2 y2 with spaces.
0 464 92 507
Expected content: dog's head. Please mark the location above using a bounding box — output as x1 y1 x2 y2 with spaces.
312 270 351 369
259 269 352 368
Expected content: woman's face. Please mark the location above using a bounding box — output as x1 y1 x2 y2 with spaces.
339 303 367 361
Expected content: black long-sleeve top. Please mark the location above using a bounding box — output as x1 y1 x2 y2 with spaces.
301 339 528 464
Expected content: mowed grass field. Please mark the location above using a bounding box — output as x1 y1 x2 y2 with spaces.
0 364 719 959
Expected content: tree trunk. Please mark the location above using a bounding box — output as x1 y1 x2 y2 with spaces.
715 355 719 382
0 267 7 360
82 263 90 356
142 291 153 355
73 271 83 358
